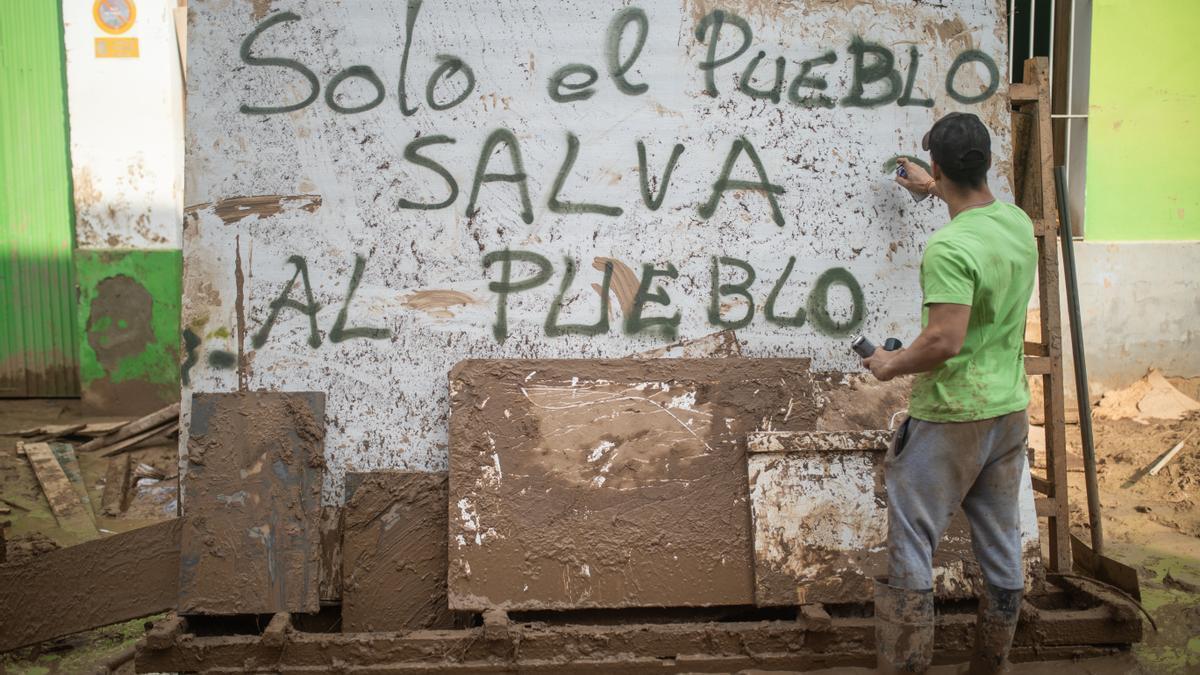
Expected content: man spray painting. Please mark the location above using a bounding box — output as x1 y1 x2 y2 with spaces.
863 112 1038 673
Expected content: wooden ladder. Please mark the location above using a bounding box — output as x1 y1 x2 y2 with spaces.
1011 57 1071 573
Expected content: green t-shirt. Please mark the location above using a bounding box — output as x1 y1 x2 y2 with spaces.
909 201 1038 422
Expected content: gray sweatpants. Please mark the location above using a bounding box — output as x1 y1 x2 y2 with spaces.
885 410 1028 592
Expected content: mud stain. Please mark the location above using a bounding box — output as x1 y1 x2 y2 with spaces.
926 16 976 51
186 194 322 225
87 275 154 371
684 0 799 24
249 0 275 21
402 290 480 319
590 257 639 316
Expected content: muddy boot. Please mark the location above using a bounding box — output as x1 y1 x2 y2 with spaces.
875 577 935 673
967 584 1024 674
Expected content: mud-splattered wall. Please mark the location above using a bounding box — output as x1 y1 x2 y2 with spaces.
184 0 1013 502
63 0 185 413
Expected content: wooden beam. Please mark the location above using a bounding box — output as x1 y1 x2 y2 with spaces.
1024 356 1053 375
0 520 182 652
1022 57 1073 574
1008 83 1038 103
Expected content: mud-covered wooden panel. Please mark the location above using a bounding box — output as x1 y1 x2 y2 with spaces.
747 431 1044 606
342 471 457 632
179 392 325 615
448 358 816 611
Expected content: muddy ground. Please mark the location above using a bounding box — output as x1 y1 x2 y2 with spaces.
2 387 1199 674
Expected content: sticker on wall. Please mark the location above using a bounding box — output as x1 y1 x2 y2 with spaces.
94 0 138 58
95 37 139 58
94 0 137 34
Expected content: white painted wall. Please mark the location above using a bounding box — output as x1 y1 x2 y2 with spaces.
184 0 1013 502
64 0 184 249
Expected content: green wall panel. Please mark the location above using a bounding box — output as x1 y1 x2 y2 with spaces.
75 249 182 412
0 1 79 396
1086 0 1200 241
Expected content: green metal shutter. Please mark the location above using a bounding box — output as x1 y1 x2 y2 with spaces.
0 1 79 397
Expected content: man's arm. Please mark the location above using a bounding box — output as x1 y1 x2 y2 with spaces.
862 303 970 381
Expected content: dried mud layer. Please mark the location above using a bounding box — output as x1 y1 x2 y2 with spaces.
447 358 818 610
179 391 325 615
1061 406 1200 673
748 441 1040 606
342 471 458 631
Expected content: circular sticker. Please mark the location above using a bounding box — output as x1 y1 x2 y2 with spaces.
93 0 137 35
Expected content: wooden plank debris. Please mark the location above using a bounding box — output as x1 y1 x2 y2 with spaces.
98 421 178 458
23 442 98 537
1148 431 1195 476
49 442 98 528
12 423 86 442
342 471 457 631
179 392 325 615
101 454 134 516
448 358 817 611
0 519 182 652
78 402 180 453
78 420 131 437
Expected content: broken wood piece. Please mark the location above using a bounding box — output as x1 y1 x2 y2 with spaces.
0 519 182 652
1148 431 1195 476
481 608 510 641
78 402 180 453
23 442 98 536
98 421 178 458
101 454 134 516
799 604 832 632
143 613 188 651
262 612 293 648
134 462 167 481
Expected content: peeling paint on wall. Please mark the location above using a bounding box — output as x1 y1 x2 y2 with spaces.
184 0 1013 502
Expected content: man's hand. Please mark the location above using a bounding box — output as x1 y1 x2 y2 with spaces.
862 347 900 382
896 158 937 198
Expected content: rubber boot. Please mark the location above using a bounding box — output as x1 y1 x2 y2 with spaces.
967 584 1024 674
874 577 935 674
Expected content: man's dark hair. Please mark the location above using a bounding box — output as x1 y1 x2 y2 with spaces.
922 112 991 189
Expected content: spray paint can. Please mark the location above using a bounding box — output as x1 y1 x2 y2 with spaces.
897 164 930 203
851 334 903 358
